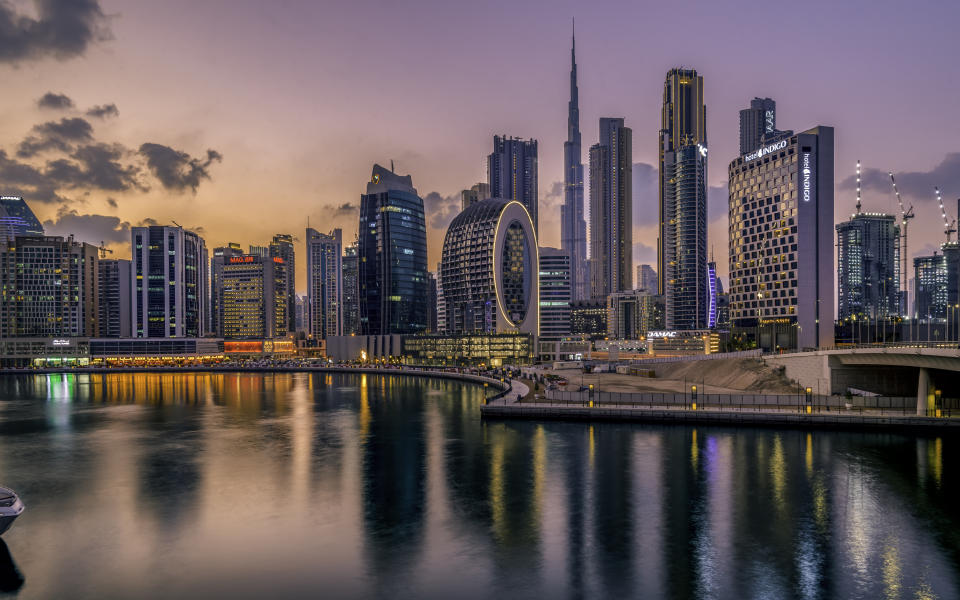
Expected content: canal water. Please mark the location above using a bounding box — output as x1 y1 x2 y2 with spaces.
0 371 957 599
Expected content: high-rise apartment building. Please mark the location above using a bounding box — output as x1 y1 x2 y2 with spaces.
211 242 243 336
0 235 99 337
738 98 791 155
341 242 360 335
435 260 446 334
221 254 288 339
98 258 131 337
488 136 538 235
460 183 491 212
358 164 428 335
538 247 571 342
248 245 269 258
662 142 709 329
440 199 538 335
727 126 835 350
836 213 900 320
637 264 657 292
426 271 438 333
707 260 718 328
269 234 296 334
131 225 208 338
0 196 44 242
306 228 342 339
561 27 588 302
914 252 948 320
607 291 665 340
589 117 632 298
659 69 707 295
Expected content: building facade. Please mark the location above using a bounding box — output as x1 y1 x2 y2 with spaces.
98 258 131 337
739 97 788 155
269 234 296 334
131 225 208 338
914 253 947 321
306 228 342 339
662 142 709 329
358 165 429 335
0 235 99 338
570 299 607 339
561 28 588 302
440 199 539 335
836 213 900 321
211 242 244 336
221 254 288 339
488 136 538 235
589 117 633 298
637 264 657 292
0 196 44 242
727 126 835 350
538 247 571 342
659 69 706 295
341 242 360 335
607 291 665 340
460 183 491 212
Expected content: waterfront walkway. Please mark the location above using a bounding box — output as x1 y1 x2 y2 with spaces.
480 396 960 431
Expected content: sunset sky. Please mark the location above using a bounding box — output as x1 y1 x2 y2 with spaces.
3 0 960 294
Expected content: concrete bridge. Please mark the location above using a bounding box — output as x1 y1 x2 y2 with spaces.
764 346 960 416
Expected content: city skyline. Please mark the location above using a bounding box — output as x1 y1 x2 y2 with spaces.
1 0 960 298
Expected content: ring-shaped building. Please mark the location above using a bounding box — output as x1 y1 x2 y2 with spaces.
440 199 539 335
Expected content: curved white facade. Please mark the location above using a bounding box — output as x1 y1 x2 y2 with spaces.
440 199 539 335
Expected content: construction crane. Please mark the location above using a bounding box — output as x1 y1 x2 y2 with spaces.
889 172 914 302
935 187 957 243
98 241 113 259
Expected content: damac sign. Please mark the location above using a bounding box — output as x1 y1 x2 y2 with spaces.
743 139 787 162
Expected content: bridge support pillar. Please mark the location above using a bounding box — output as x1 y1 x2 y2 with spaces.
917 368 932 416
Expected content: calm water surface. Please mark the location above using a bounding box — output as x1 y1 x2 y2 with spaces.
0 371 957 599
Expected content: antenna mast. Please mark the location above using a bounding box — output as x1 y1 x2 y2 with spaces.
855 160 862 214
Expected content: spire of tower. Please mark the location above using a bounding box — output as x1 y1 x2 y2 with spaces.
572 17 575 63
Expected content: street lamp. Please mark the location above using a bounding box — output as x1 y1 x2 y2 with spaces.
588 383 594 408
805 386 812 414
691 384 698 410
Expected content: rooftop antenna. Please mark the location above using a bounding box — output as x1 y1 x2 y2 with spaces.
936 186 957 243
855 160 862 214
172 220 181 229
390 159 395 173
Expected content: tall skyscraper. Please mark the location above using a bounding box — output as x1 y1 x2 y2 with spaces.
589 117 632 298
606 291 664 340
637 264 657 292
662 142 709 329
269 234 296 335
306 228 342 339
358 164 429 335
435 260 446 334
728 126 835 350
440 199 538 335
538 247 571 342
131 225 208 338
0 196 43 242
426 271 438 333
738 97 790 155
460 183 490 212
707 260 718 328
341 242 360 335
561 26 588 302
836 213 900 320
211 242 243 336
221 254 288 339
914 253 947 320
0 235 99 337
98 258 131 337
659 69 706 295
488 136 538 235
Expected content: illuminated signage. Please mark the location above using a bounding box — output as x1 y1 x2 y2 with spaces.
697 144 708 157
52 339 71 346
802 152 813 202
272 257 284 264
372 173 381 184
229 256 255 264
765 110 774 133
646 331 677 339
743 139 787 162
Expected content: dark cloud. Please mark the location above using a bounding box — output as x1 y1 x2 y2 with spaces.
0 149 64 203
43 209 130 244
333 202 357 216
37 92 74 110
105 196 117 208
45 143 141 191
422 191 461 231
842 153 960 212
0 0 111 64
139 143 222 192
85 103 118 119
17 117 94 157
